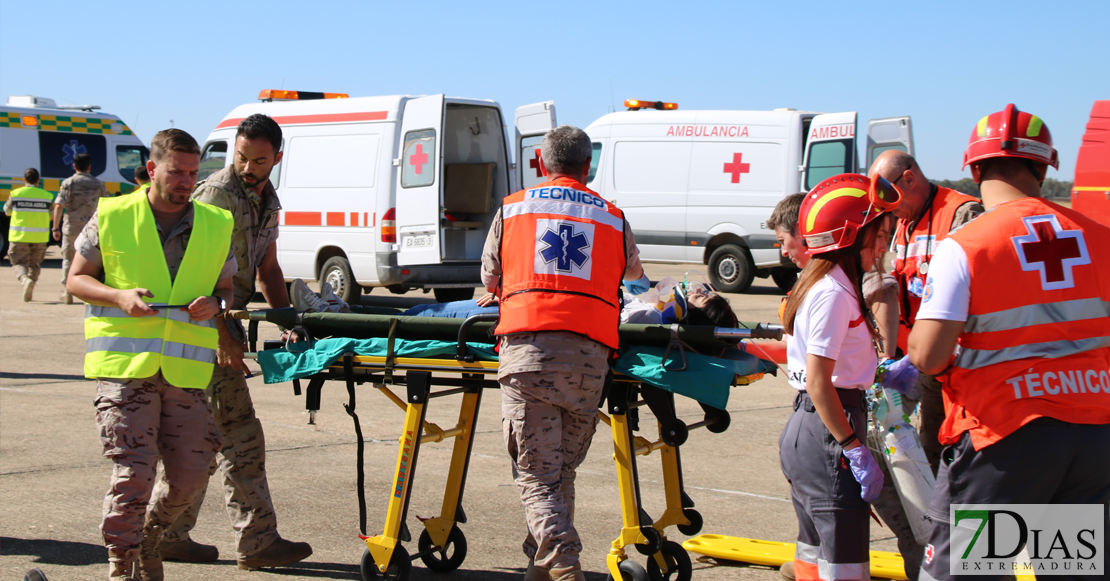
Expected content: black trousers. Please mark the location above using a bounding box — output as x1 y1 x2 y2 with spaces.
919 418 1110 581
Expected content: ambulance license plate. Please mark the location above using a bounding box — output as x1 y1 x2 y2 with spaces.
404 235 434 248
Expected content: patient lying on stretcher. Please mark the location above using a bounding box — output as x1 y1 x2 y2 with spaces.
290 276 739 330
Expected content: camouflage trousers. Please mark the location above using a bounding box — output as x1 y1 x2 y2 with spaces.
60 230 78 285
95 373 221 554
501 371 605 570
8 242 47 282
164 364 280 558
867 393 924 581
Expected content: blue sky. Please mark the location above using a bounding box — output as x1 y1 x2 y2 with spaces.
2 0 1106 180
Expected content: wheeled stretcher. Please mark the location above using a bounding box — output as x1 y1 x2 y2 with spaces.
232 307 781 581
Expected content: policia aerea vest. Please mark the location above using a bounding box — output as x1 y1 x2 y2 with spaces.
891 186 977 353
941 197 1110 450
8 186 54 244
84 193 233 388
495 177 627 350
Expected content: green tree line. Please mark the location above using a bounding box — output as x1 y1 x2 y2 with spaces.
930 178 1073 200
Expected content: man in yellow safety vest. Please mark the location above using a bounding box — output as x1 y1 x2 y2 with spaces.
4 168 54 301
66 128 236 581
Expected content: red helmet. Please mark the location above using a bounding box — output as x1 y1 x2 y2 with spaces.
963 104 1058 170
799 173 901 255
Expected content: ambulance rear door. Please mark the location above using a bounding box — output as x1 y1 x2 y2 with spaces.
800 112 857 191
865 116 914 170
396 94 445 266
515 101 557 191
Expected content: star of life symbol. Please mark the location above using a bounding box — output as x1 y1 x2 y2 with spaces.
1011 214 1089 291
539 222 591 273
62 140 87 165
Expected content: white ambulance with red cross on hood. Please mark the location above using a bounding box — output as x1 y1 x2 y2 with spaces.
515 100 915 293
200 90 566 304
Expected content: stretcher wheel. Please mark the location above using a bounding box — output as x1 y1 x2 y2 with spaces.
634 526 664 555
660 421 688 447
646 541 693 581
417 526 467 572
677 508 703 536
607 559 649 581
361 546 411 581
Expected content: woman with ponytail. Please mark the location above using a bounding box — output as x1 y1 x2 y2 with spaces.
779 174 902 581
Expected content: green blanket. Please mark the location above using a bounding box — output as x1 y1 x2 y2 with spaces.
256 338 773 409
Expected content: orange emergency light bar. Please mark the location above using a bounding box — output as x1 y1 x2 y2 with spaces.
258 90 349 102
625 99 678 111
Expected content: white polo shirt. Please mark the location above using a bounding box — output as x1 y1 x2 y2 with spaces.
915 237 972 322
786 264 878 391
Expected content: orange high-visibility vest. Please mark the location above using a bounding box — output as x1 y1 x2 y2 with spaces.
496 177 627 349
941 197 1110 450
891 186 978 353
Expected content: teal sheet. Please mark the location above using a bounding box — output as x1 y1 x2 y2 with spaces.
613 346 775 410
256 338 773 409
257 338 498 384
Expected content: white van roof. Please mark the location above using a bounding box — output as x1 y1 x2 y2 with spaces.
3 96 124 122
212 94 501 132
585 108 823 131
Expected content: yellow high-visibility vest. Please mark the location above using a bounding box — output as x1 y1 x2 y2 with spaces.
84 193 233 388
8 186 54 243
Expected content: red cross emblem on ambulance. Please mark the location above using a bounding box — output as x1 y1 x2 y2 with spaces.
723 153 750 184
409 143 429 175
1011 214 1090 291
529 148 543 178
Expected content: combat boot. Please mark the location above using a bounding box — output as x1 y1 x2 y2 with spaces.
137 520 164 581
780 561 795 580
549 563 586 581
107 548 138 580
237 537 313 570
60 289 73 304
158 538 218 563
21 278 34 302
523 560 548 581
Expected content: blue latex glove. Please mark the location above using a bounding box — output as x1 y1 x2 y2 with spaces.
843 445 884 502
880 357 920 395
623 274 651 295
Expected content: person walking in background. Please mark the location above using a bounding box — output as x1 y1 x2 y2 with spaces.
52 152 109 303
5 168 53 301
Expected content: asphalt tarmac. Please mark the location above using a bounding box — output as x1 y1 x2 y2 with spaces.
1 251 900 580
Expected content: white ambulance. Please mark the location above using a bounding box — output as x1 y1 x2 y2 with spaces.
515 100 915 292
200 91 558 303
1 95 149 256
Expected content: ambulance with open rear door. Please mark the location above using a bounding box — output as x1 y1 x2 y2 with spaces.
200 90 557 303
515 100 915 293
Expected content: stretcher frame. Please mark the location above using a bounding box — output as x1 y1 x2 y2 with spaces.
237 309 781 581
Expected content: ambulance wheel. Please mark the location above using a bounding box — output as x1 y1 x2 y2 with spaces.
433 288 474 303
645 541 692 581
707 245 755 294
417 526 467 572
771 268 798 292
677 509 703 536
361 546 411 581
320 256 362 305
607 559 649 581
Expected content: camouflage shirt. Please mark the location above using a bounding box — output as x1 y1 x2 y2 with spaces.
56 173 110 234
191 166 281 310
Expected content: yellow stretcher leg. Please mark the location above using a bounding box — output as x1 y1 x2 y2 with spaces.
605 382 656 579
363 371 432 575
419 385 482 560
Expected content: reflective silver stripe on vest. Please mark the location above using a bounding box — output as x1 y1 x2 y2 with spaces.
10 226 50 232
86 336 164 354
795 541 819 563
86 305 217 328
965 298 1110 335
955 335 1110 370
162 341 217 364
504 199 624 232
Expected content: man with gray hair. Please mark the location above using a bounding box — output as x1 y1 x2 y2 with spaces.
482 125 648 581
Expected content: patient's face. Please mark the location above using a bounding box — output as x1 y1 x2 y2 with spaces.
687 285 716 309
